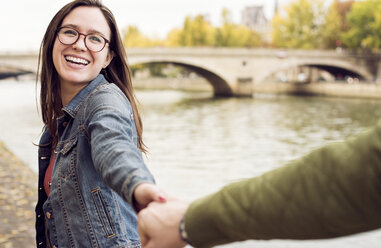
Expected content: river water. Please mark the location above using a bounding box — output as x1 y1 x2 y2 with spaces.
1 78 381 247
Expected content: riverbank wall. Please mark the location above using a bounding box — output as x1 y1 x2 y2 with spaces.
0 141 36 248
253 81 381 99
133 77 212 92
133 77 381 99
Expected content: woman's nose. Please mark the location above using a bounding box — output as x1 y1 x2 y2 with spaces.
72 34 87 51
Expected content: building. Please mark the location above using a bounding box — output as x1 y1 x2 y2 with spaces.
241 5 272 43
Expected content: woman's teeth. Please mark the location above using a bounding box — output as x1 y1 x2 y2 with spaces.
65 56 89 65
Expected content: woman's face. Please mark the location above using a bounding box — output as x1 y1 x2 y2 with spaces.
52 6 112 89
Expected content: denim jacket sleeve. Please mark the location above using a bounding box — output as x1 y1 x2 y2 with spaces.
84 83 154 208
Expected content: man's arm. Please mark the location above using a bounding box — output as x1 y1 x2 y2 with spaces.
184 122 381 247
138 122 381 248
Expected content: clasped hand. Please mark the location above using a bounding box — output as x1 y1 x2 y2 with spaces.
134 184 190 248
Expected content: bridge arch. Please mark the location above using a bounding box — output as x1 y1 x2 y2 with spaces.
129 59 233 97
259 59 373 83
0 63 35 79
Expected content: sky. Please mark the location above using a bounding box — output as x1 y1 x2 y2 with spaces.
0 0 291 52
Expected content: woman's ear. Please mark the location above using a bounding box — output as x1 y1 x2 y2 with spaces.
103 50 114 68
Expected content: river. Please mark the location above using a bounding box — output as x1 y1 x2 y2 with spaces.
1 78 381 247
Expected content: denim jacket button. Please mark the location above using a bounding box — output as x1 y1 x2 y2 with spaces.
63 121 68 127
46 212 51 219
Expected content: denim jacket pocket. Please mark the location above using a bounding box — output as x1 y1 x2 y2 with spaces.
91 188 116 238
60 135 78 155
56 135 78 179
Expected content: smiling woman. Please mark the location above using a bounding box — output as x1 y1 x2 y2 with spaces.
35 1 165 247
52 7 113 105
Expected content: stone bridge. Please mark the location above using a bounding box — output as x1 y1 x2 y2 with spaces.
1 48 380 96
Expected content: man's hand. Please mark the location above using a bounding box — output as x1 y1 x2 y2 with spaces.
133 183 167 211
138 198 190 248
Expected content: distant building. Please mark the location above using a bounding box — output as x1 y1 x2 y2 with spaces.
241 6 272 43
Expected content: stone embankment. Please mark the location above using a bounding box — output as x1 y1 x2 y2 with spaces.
0 141 36 248
252 81 381 99
133 77 381 99
133 77 212 92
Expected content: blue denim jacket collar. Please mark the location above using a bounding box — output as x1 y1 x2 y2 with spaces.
61 74 106 119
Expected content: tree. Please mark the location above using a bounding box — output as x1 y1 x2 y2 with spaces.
320 0 354 49
123 25 162 48
272 0 325 49
320 1 342 49
123 8 261 48
341 0 381 51
164 28 182 47
178 15 215 46
215 9 235 46
336 0 355 31
215 9 261 47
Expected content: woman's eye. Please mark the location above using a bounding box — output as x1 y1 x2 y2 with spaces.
88 35 102 43
63 29 77 36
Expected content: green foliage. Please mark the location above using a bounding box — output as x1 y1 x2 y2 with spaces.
164 9 261 47
122 9 261 48
131 64 167 77
272 0 325 49
215 9 261 47
178 15 216 46
130 64 145 77
123 1 381 51
164 28 182 47
123 25 163 48
320 0 342 49
341 0 381 51
147 64 166 77
215 9 235 46
320 0 354 49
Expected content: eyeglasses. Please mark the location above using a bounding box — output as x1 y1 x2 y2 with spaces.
56 26 110 52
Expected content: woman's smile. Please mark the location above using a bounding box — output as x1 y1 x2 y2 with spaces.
64 55 90 65
63 54 91 70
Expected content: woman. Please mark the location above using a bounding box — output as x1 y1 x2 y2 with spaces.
35 1 164 247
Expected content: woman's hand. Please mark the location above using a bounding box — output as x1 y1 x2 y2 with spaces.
138 198 190 248
133 183 167 211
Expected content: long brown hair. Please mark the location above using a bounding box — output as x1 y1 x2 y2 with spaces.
37 0 146 152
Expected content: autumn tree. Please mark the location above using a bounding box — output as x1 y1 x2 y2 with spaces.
123 25 162 47
215 9 261 47
177 15 215 46
164 28 182 47
272 0 325 49
320 0 354 49
124 8 261 48
341 0 381 51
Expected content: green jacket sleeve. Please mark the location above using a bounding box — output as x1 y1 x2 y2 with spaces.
184 122 381 248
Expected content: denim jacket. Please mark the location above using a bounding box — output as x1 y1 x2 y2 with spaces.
35 74 155 248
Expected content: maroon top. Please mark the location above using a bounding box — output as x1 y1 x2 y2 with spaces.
44 153 55 196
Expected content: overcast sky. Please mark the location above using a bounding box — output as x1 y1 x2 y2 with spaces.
1 0 291 52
